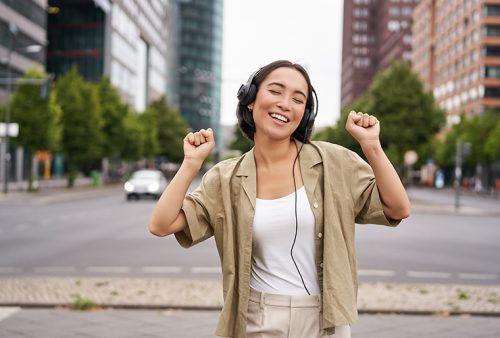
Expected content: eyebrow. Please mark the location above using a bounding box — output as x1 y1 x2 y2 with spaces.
267 82 307 99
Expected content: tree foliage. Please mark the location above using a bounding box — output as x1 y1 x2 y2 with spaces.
11 68 57 152
97 76 127 159
146 96 188 163
54 66 104 186
229 124 253 154
314 62 445 168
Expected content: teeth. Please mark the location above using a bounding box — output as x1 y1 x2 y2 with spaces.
270 113 288 123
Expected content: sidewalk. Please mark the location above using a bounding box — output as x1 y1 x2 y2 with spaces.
1 307 499 338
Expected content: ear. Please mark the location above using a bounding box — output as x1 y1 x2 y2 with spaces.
247 104 254 111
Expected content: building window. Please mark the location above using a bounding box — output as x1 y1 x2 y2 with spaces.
483 66 500 78
483 25 500 37
389 7 400 16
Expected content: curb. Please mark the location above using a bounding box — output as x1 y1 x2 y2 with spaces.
1 278 499 316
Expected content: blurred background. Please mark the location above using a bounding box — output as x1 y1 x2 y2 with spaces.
0 1 499 337
1 0 499 192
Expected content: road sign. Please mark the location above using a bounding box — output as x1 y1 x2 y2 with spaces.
404 150 418 166
0 123 19 137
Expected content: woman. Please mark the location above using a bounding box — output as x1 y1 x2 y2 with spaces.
149 60 410 338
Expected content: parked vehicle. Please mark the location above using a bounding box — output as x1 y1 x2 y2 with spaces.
124 170 167 200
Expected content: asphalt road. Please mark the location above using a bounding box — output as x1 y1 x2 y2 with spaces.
0 183 499 285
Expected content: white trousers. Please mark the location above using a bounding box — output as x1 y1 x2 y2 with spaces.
246 288 351 338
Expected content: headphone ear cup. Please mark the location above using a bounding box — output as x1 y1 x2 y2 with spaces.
294 108 315 141
238 83 257 106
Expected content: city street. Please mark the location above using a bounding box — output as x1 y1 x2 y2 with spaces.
0 182 499 285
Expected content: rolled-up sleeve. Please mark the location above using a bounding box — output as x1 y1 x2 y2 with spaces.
349 151 400 227
175 167 221 248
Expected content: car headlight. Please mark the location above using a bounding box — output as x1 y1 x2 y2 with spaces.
147 182 159 193
124 182 135 192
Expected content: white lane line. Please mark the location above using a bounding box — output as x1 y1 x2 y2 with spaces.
0 267 22 273
358 269 395 277
0 307 21 322
459 273 498 281
86 266 131 273
142 266 182 274
407 271 451 279
191 267 221 274
34 266 76 273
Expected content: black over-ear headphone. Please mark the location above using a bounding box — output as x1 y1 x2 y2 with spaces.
237 69 318 142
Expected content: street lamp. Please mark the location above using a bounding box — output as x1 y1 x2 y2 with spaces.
1 22 44 194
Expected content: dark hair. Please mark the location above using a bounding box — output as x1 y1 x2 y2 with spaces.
236 60 315 142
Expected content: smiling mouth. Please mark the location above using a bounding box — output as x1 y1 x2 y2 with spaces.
269 113 289 123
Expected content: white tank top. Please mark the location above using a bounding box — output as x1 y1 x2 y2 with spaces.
250 186 320 296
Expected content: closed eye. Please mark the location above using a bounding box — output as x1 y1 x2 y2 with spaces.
269 89 280 95
293 98 304 104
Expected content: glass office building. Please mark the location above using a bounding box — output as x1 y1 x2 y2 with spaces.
178 0 223 152
0 0 47 95
0 0 47 187
47 0 170 112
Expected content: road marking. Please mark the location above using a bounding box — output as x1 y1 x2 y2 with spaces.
142 266 182 274
0 267 22 273
0 307 20 322
191 267 221 274
358 269 395 277
407 271 451 279
459 273 498 280
86 266 131 273
34 266 76 273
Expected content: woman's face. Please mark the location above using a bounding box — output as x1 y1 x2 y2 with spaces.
249 67 309 142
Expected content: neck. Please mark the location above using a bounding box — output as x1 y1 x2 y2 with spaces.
253 136 298 169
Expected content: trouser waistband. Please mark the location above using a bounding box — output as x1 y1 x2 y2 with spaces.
249 288 321 308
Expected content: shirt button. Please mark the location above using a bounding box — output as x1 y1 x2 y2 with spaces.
318 232 323 238
313 202 318 209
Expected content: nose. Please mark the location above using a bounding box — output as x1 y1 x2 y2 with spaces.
276 94 292 111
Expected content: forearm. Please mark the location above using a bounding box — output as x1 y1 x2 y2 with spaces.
149 160 201 236
361 141 411 220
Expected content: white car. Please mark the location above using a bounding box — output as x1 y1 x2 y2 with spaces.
124 169 168 200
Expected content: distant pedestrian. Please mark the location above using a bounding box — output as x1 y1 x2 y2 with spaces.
149 60 410 338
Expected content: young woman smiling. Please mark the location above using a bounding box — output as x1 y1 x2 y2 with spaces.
149 60 410 338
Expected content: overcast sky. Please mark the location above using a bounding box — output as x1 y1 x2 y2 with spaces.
221 0 344 128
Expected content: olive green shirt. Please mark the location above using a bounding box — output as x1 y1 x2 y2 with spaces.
175 140 400 338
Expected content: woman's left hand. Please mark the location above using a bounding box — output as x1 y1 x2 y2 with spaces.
345 110 380 146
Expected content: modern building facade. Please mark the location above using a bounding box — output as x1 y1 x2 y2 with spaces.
177 0 223 152
0 0 47 188
413 0 499 127
47 0 169 112
0 0 47 98
341 0 419 108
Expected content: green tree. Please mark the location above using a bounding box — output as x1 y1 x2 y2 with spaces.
55 66 104 187
97 76 127 160
122 109 146 161
10 68 60 190
313 94 369 157
366 61 446 166
143 96 188 163
229 124 253 154
485 117 500 161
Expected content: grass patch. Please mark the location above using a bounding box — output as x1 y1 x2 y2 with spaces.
458 291 470 301
71 293 97 310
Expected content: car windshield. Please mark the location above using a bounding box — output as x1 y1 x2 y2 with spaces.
132 171 160 180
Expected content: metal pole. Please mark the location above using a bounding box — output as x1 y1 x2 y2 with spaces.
3 26 14 194
454 140 462 210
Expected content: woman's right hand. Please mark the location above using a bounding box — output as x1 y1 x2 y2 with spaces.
183 128 216 167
